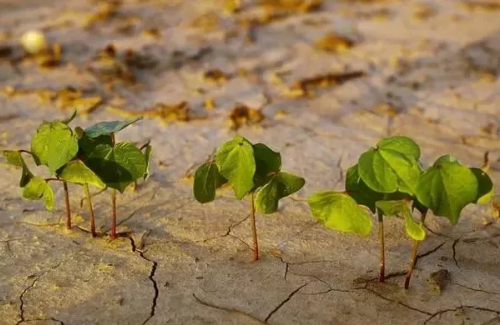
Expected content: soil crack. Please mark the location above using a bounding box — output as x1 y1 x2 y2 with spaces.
424 306 500 325
360 286 432 316
139 251 159 325
127 232 159 325
192 293 266 324
453 282 500 296
15 262 62 325
265 283 308 322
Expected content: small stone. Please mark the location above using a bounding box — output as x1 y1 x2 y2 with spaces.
19 30 47 54
427 269 451 294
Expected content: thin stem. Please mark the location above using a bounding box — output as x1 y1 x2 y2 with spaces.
84 184 96 238
404 240 420 289
250 192 259 262
18 149 32 155
404 209 428 289
63 182 71 230
378 211 385 282
110 189 117 240
45 178 64 182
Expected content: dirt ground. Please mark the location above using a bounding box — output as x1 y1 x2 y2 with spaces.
1 0 500 324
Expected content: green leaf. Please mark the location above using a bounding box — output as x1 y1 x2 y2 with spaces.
143 145 153 180
216 136 256 200
375 200 425 241
471 168 494 204
30 121 79 174
78 133 113 156
253 143 281 187
378 136 421 159
3 150 24 167
404 211 426 241
193 162 227 203
416 161 478 224
345 164 383 213
23 177 46 200
358 136 422 195
43 185 55 211
61 109 77 125
84 142 147 193
375 200 407 217
23 177 55 211
255 172 305 214
59 160 106 189
308 191 372 236
84 117 143 138
434 155 458 165
2 150 35 187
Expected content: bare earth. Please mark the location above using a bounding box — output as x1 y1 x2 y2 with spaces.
1 0 500 324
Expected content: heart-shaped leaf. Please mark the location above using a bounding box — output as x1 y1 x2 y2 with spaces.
470 167 494 204
31 121 78 174
345 164 383 213
308 191 372 236
253 143 281 187
59 160 106 189
22 177 55 211
358 136 422 195
193 161 228 203
2 150 34 187
216 136 256 200
84 117 143 138
84 142 147 193
416 161 478 224
376 200 426 241
255 172 305 214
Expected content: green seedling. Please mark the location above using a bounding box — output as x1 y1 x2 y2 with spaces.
77 117 151 239
308 136 493 288
193 136 305 261
1 113 151 240
2 111 85 229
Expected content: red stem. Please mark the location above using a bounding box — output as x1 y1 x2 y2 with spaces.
63 182 71 230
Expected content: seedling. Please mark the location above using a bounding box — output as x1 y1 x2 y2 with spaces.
193 136 305 261
77 117 152 239
2 111 88 229
1 113 152 240
308 136 493 288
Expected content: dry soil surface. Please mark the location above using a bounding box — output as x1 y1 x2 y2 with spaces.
1 0 500 325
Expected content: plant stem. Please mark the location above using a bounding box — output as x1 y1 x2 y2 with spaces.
404 240 420 289
110 189 117 240
84 184 96 238
250 192 259 262
63 182 71 230
404 209 428 289
378 211 385 282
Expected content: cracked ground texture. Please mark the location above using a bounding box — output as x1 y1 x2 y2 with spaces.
1 0 500 324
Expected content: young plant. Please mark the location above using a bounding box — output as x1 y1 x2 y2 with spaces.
193 136 305 261
308 136 493 288
1 111 87 229
77 117 152 239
